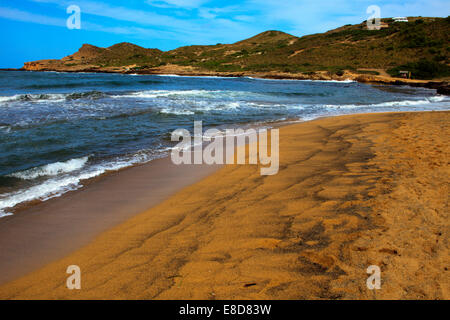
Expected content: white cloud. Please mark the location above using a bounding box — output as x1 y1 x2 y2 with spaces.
146 0 210 9
27 0 260 44
31 0 197 31
0 6 65 27
198 6 242 20
198 8 217 19
234 15 254 22
0 5 180 41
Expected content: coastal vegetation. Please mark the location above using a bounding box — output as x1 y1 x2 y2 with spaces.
23 17 450 81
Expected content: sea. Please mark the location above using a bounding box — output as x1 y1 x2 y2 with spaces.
0 70 448 217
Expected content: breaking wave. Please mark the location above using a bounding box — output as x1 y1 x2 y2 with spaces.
322 96 448 109
1 70 448 218
0 150 166 217
8 157 89 180
0 91 108 104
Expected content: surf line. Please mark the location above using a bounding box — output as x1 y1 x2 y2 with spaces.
171 121 279 175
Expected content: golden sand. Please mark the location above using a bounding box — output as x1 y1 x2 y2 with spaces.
0 111 448 300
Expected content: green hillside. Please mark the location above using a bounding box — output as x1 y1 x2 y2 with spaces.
25 17 450 80
157 17 450 79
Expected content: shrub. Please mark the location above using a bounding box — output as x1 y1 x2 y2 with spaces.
388 59 450 79
356 70 380 75
433 55 446 62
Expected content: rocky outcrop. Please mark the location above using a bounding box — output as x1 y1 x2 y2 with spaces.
22 59 63 71
422 82 450 95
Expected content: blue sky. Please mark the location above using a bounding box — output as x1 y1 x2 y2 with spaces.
0 0 449 67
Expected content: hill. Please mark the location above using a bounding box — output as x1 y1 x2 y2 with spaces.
22 17 450 83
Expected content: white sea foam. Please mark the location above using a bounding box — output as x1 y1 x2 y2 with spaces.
0 96 13 102
155 74 237 79
322 97 449 110
0 150 167 217
160 108 195 115
0 91 111 105
0 211 13 218
247 77 356 83
0 167 103 217
111 90 448 114
307 79 355 83
227 102 240 109
0 93 67 104
429 95 446 102
155 74 181 77
8 157 89 180
0 125 11 133
112 89 225 99
111 90 265 103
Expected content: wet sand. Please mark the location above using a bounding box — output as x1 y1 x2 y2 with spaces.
0 111 448 299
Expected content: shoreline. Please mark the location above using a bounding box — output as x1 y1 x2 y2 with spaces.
1 108 439 223
2 68 449 95
0 113 298 284
0 110 448 299
0 115 300 220
0 156 220 285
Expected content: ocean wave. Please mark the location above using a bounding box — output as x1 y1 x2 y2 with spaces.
112 89 226 99
155 74 181 77
0 96 13 103
110 88 336 101
65 91 106 100
247 77 356 83
0 167 104 217
159 100 245 115
428 95 446 102
118 94 448 114
0 93 66 103
322 97 449 109
0 150 167 217
0 91 108 104
109 89 259 102
22 79 163 90
265 91 331 97
375 97 448 106
159 108 195 115
0 211 13 218
155 74 238 79
306 79 356 83
8 157 89 180
116 89 298 100
0 125 12 134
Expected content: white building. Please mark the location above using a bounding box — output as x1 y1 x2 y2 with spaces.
393 17 408 22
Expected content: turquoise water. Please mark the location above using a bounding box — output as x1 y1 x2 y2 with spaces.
0 70 448 216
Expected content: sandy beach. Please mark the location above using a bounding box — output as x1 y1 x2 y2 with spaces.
0 158 220 285
0 111 448 300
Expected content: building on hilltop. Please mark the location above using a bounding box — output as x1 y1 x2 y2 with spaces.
393 17 408 22
399 70 411 79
